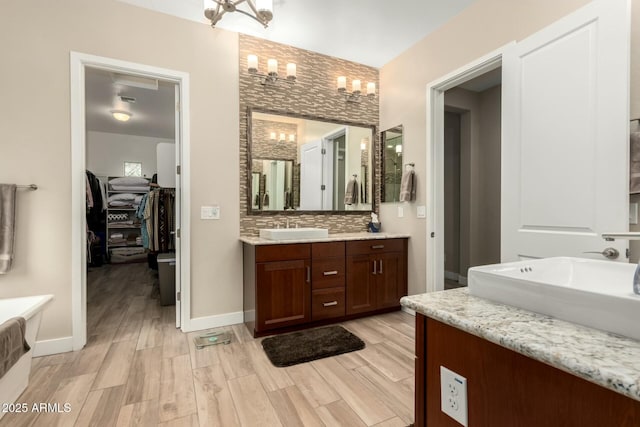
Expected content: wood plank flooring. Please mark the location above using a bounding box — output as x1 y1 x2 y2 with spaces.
1 263 415 427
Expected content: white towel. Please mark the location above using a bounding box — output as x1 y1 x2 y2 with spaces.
399 170 416 202
0 184 17 274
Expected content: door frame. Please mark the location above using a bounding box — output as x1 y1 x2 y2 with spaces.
70 52 192 350
425 43 513 292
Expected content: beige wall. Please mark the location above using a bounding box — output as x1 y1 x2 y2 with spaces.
380 0 592 295
0 0 241 340
629 1 640 262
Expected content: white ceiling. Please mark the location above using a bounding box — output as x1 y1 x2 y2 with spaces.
118 0 476 68
90 0 477 138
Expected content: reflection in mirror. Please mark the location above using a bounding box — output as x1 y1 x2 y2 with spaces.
251 159 294 211
248 109 375 213
381 125 403 202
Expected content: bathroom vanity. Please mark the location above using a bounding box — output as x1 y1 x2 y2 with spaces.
241 233 408 337
401 289 640 427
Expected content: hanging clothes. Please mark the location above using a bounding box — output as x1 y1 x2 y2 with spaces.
145 188 175 252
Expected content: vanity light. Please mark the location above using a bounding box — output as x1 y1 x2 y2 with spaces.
289 134 295 142
270 132 277 140
360 137 369 150
338 77 376 103
396 144 403 154
247 54 297 86
203 0 273 28
279 133 286 142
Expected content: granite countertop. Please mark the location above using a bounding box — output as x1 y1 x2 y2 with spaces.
239 232 411 245
401 288 640 402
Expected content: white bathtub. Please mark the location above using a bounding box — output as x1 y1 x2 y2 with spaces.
0 294 53 417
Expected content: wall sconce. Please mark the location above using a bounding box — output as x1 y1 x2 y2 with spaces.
270 132 277 140
248 54 296 86
337 77 376 103
360 137 369 150
396 144 403 154
269 132 296 142
289 134 295 142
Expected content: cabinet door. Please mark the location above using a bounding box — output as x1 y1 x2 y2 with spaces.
256 259 311 332
346 254 376 315
376 251 405 309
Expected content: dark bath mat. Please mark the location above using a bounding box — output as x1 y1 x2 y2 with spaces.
261 325 365 367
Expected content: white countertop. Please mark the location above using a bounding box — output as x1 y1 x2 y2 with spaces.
401 288 640 402
239 232 411 245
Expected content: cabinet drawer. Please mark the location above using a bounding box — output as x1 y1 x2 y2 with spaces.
312 288 345 321
256 244 310 262
312 258 345 289
312 242 345 259
346 238 405 255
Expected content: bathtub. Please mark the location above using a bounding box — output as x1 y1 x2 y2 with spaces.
0 294 53 417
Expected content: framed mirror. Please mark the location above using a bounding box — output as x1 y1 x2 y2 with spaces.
247 107 376 214
381 125 403 202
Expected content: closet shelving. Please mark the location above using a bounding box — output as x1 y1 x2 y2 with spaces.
105 176 150 263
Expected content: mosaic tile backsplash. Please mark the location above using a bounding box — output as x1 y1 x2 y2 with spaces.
239 34 380 236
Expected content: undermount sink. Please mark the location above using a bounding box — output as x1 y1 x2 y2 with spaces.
468 257 640 341
259 227 329 241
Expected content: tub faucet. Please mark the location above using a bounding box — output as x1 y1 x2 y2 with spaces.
600 232 640 295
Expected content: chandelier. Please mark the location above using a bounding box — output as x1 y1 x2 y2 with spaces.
204 0 274 28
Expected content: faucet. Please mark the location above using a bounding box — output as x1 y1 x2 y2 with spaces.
600 232 640 295
286 218 290 229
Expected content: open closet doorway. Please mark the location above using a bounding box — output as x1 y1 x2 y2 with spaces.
425 45 509 293
70 53 191 350
442 68 502 289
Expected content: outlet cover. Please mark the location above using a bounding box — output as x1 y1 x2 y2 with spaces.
440 366 468 426
417 205 426 218
397 206 404 218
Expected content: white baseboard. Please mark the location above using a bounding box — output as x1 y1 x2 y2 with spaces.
33 336 74 357
185 310 244 333
401 306 416 316
458 276 468 285
445 271 459 281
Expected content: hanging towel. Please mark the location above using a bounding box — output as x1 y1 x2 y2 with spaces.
344 178 358 205
631 132 640 193
399 170 416 202
0 317 30 379
0 184 17 274
263 192 270 207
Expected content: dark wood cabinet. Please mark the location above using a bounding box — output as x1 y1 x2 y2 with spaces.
243 237 407 337
414 314 640 427
346 239 407 315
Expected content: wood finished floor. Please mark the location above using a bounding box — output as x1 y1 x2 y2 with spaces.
2 263 415 427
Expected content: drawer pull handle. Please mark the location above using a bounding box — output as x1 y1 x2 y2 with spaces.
372 260 377 275
323 270 338 276
379 259 383 274
371 244 385 249
323 301 338 307
306 266 311 283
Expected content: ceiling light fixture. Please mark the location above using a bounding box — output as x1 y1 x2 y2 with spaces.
110 95 134 122
203 0 273 28
337 77 376 103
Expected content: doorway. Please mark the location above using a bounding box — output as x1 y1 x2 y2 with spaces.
425 45 510 292
70 52 191 350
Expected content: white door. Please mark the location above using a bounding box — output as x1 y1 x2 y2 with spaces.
174 84 181 327
501 0 630 262
300 140 323 210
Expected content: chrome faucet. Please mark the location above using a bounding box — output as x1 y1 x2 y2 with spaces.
286 218 290 229
600 232 640 295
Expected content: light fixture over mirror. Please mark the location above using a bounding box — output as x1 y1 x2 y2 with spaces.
337 76 376 103
204 0 273 28
247 55 296 86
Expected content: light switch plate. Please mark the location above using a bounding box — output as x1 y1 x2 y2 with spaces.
397 206 404 218
201 206 220 220
440 366 468 426
630 203 638 225
417 205 426 218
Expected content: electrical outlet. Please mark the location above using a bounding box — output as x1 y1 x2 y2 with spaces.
397 206 404 218
201 206 220 220
440 366 468 426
